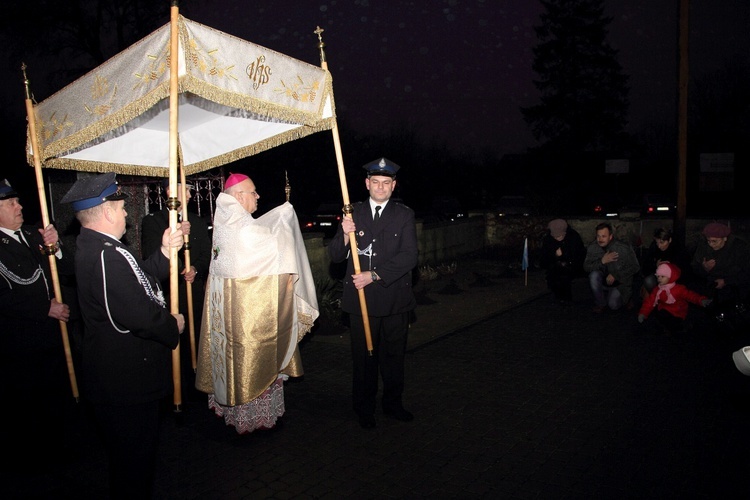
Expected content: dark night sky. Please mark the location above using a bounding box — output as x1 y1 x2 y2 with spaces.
185 0 750 156
0 0 748 201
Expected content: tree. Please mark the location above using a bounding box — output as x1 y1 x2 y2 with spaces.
689 59 750 154
522 0 630 155
1 1 194 99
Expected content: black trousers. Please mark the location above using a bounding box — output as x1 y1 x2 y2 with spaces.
348 312 410 416
653 309 685 333
91 399 163 499
546 266 576 301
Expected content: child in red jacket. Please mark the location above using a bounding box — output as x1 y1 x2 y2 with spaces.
638 262 712 333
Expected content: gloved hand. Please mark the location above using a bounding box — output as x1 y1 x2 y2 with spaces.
638 314 645 323
700 298 712 308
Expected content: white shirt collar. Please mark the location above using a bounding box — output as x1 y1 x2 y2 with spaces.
0 227 22 242
369 198 389 217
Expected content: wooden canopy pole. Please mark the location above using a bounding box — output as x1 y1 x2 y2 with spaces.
314 27 373 354
675 0 689 247
180 166 197 371
168 0 182 411
22 64 79 401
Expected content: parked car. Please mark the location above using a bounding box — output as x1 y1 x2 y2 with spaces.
495 195 533 217
624 193 677 217
589 193 622 218
420 196 466 223
300 202 343 238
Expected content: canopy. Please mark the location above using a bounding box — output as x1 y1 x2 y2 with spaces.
27 15 335 175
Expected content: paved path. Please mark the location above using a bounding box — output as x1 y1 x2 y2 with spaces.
7 271 749 499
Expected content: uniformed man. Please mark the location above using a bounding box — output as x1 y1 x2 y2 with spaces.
141 179 212 401
62 172 185 499
0 178 72 468
327 158 419 429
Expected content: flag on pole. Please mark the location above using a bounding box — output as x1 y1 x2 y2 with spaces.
521 237 529 271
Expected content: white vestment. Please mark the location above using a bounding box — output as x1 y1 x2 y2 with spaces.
195 194 318 431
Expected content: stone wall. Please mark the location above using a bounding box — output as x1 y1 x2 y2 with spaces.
305 214 749 282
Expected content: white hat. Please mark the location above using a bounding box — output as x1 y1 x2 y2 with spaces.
732 346 750 376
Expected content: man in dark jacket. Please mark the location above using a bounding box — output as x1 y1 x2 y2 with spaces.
141 179 211 400
0 179 74 468
62 172 185 499
328 158 418 429
539 218 586 305
583 222 641 313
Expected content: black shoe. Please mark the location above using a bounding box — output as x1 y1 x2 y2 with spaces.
383 406 414 422
358 414 376 429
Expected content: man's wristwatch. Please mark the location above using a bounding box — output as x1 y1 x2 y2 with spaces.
370 271 379 282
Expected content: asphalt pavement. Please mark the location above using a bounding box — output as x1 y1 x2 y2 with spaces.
5 266 749 499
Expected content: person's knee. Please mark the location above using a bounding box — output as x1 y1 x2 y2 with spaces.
588 270 602 285
643 274 657 291
608 288 623 309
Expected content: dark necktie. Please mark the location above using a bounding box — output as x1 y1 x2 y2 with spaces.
374 205 381 223
14 230 29 247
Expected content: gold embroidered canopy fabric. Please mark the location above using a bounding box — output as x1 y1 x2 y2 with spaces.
27 15 335 176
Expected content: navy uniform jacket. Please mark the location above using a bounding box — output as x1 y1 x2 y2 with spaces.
141 209 211 312
75 227 180 406
0 225 65 354
327 200 418 317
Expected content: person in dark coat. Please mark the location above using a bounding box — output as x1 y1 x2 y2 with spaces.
141 179 211 401
691 222 750 305
639 227 692 299
327 158 418 429
539 218 586 305
0 178 74 468
62 173 185 500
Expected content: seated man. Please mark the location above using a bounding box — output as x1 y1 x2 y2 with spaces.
583 222 640 313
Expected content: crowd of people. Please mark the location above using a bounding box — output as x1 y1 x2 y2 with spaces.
4 165 750 496
540 218 750 335
0 156 419 497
